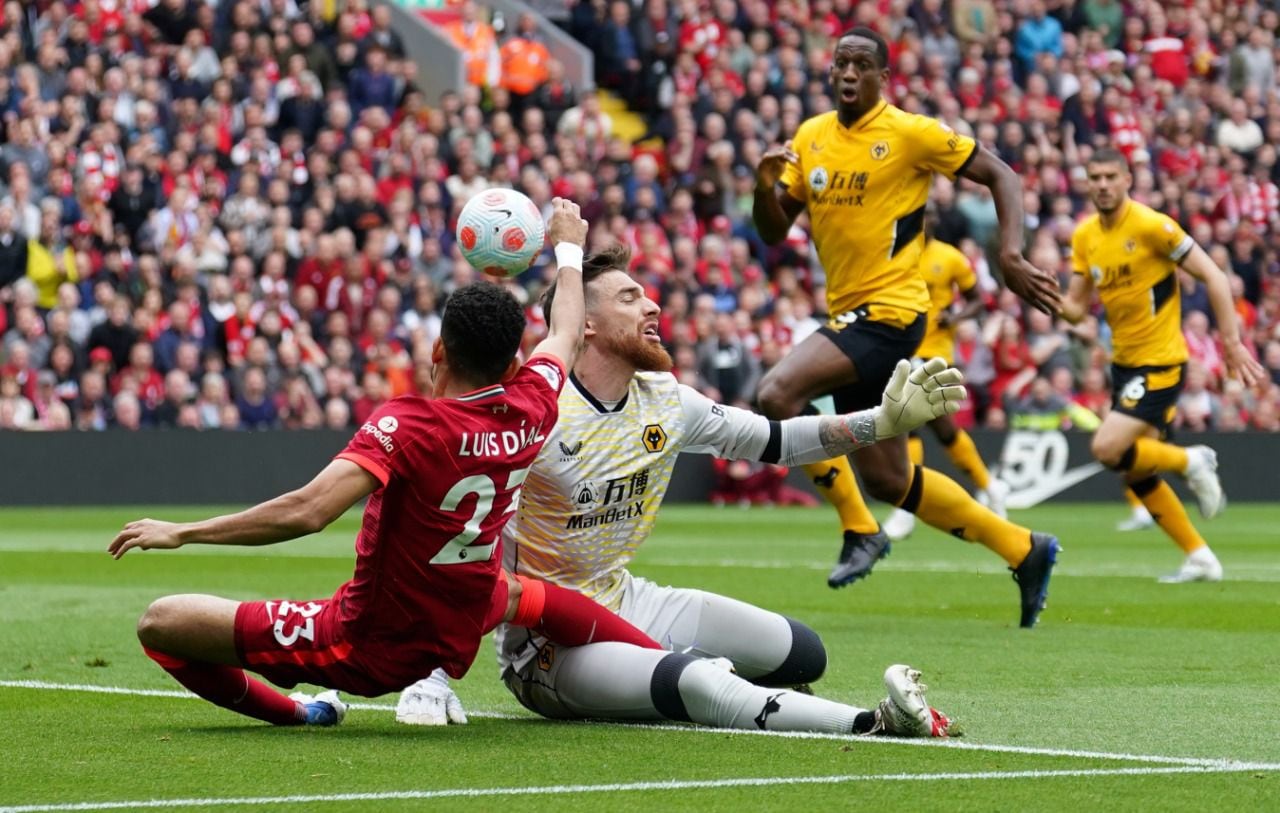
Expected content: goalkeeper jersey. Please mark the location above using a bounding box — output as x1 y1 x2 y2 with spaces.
502 370 774 611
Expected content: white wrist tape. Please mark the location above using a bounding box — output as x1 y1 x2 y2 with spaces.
554 243 584 271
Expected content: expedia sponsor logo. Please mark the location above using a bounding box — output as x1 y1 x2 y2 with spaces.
360 421 396 452
566 500 645 530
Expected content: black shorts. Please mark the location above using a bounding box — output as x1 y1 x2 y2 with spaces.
1110 363 1185 435
817 307 927 411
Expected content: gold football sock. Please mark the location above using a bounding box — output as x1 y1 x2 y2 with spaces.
1124 487 1143 509
907 435 925 467
1132 476 1205 554
902 466 1031 567
1129 437 1189 476
802 457 880 535
942 429 992 491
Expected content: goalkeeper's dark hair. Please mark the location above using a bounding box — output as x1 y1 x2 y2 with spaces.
440 282 526 385
540 243 632 331
839 26 889 69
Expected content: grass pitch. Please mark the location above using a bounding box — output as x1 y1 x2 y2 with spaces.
2 502 1279 811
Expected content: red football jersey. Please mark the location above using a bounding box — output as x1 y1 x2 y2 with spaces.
332 354 566 678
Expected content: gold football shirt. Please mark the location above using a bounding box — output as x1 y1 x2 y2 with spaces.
915 238 977 362
1070 199 1193 367
780 101 978 326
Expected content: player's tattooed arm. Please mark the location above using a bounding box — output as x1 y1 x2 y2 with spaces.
817 411 880 457
814 358 967 458
774 360 964 465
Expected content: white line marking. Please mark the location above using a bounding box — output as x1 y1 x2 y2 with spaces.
2 765 1276 813
8 547 1280 580
639 558 1280 582
0 681 517 720
604 721 1280 769
7 680 1279 771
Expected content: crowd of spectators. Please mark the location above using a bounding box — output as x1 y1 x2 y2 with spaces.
1 0 1279 435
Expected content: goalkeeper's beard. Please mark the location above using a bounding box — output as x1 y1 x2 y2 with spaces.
601 328 673 372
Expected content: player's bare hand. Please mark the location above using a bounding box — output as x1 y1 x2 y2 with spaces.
1224 340 1266 388
999 252 1062 315
546 197 588 247
756 141 798 190
109 519 184 559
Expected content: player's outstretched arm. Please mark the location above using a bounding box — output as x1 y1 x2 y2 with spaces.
744 359 966 466
846 357 966 444
960 147 1062 315
1180 243 1266 387
108 459 380 559
531 197 588 369
753 141 806 245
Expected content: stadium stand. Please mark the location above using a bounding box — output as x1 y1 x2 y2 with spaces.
0 0 1277 434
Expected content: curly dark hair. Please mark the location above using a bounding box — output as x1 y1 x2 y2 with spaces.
440 282 526 385
540 243 632 330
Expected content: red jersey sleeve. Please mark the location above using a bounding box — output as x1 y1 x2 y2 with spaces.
520 353 568 396
335 399 421 487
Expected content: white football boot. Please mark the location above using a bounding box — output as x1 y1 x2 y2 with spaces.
866 664 952 737
1116 505 1155 531
980 479 1010 519
882 508 917 542
1158 546 1223 584
1183 446 1226 519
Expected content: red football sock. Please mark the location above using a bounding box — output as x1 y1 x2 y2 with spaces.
144 647 305 725
511 577 661 649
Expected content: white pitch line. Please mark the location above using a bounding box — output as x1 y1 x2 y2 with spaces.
2 765 1277 813
7 680 1279 772
8 545 1280 580
0 681 518 720
604 721 1280 769
639 557 1280 582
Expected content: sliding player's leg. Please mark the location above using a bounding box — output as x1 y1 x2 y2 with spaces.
504 642 948 736
506 574 662 650
135 594 342 726
619 577 825 687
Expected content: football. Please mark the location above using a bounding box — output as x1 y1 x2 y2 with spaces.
455 188 546 277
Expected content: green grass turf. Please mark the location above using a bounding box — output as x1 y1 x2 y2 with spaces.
2 503 1280 811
